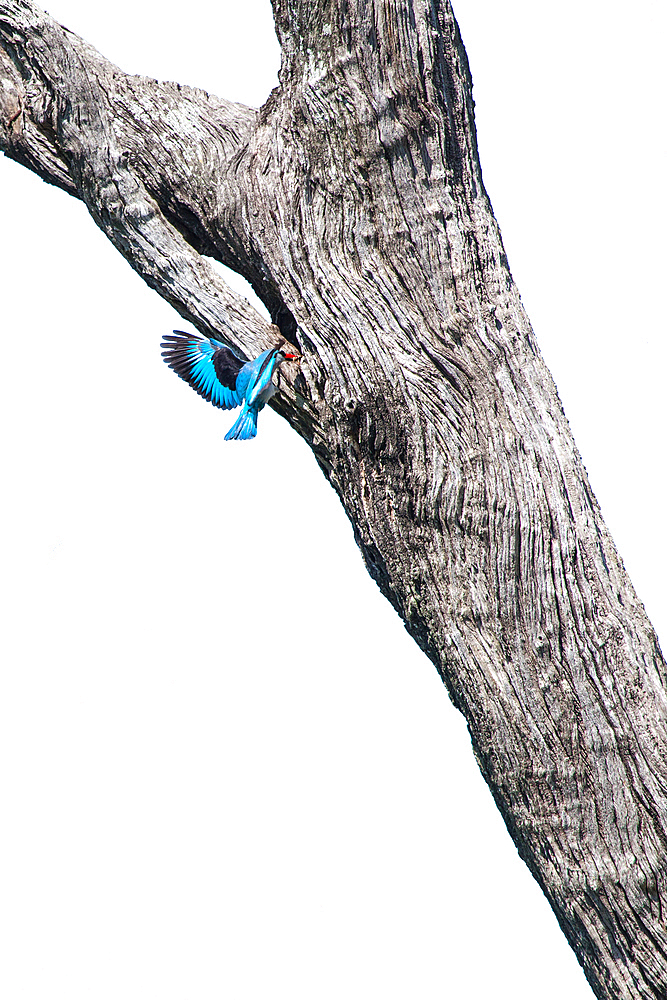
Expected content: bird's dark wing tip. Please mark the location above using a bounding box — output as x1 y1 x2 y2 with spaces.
160 331 193 351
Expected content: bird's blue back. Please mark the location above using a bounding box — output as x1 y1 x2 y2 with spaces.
243 349 280 409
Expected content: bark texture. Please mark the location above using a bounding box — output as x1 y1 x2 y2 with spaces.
2 2 666 997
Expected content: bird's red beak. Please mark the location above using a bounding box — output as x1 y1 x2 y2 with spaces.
284 353 301 361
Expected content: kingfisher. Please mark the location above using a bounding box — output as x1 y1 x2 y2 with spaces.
161 331 300 440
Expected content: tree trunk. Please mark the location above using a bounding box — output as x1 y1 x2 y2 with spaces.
2 1 666 996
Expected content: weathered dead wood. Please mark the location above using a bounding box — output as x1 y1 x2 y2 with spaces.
2 1 666 997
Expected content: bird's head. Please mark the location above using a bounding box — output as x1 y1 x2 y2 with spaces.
275 349 301 365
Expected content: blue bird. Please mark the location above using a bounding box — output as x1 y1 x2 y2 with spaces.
161 331 300 440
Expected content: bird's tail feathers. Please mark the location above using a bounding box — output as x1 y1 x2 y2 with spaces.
225 405 258 441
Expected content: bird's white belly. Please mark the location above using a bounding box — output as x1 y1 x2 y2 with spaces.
257 381 277 405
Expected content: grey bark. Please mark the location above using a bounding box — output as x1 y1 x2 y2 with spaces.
1 1 666 997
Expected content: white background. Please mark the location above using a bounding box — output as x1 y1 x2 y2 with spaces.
1 2 665 997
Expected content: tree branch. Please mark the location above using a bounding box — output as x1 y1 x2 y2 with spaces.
0 1 304 377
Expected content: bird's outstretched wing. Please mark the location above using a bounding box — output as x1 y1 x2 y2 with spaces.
161 332 245 410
